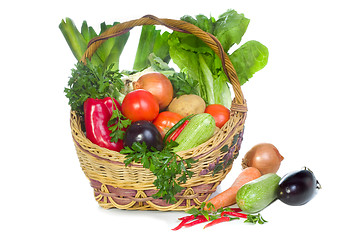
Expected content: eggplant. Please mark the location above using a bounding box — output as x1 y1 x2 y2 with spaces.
277 167 321 206
124 120 164 151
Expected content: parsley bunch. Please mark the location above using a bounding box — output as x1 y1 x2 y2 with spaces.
64 60 124 117
120 141 197 203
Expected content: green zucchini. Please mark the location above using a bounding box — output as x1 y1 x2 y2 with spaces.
172 113 215 152
236 173 281 213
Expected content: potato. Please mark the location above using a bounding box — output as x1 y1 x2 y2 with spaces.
168 94 206 117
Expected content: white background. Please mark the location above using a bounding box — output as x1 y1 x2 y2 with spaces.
1 0 359 238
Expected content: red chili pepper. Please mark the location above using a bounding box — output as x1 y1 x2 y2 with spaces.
184 215 208 227
221 211 248 218
178 215 195 221
84 97 123 151
229 208 242 212
172 215 195 231
170 120 189 141
203 217 230 229
172 218 190 230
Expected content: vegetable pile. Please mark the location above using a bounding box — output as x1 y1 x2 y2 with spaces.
61 10 321 229
173 143 321 229
61 10 269 204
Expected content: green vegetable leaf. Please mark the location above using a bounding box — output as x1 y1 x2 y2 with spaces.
181 14 215 33
133 25 170 71
64 61 124 117
59 18 87 61
147 53 199 97
99 22 130 71
168 71 199 97
121 140 196 203
168 31 224 105
213 9 250 52
107 99 131 142
244 213 268 224
147 53 175 77
169 10 268 106
59 18 130 70
198 54 215 104
80 21 97 43
186 206 201 216
168 16 234 108
230 40 269 85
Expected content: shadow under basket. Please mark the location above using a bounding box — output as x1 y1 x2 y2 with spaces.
69 15 248 211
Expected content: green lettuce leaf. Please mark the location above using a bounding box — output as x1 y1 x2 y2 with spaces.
230 40 269 85
214 10 250 52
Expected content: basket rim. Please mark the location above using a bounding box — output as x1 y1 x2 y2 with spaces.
70 100 247 167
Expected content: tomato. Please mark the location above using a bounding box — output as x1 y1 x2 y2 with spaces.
152 111 183 138
121 89 159 122
204 104 230 128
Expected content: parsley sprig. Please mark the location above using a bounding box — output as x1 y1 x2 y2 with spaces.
120 141 197 203
244 213 268 224
168 71 199 97
65 60 124 117
107 98 132 142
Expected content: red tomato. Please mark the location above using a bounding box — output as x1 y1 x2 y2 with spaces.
152 111 183 138
121 89 159 122
204 104 230 128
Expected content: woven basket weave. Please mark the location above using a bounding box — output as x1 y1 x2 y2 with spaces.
70 15 247 211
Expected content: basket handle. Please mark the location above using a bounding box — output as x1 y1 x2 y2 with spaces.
81 15 245 104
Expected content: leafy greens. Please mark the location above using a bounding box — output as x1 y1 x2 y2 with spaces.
148 53 200 97
133 25 171 71
64 61 124 117
168 9 269 108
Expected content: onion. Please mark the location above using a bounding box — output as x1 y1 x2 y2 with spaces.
242 143 284 175
133 72 173 110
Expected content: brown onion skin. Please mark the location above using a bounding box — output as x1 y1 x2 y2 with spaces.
242 143 284 175
134 73 174 110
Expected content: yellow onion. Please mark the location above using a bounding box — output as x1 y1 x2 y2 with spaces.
242 143 284 175
133 72 173 110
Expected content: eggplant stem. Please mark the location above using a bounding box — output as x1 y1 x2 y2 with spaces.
316 180 322 189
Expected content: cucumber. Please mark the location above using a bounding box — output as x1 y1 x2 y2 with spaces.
172 113 215 152
236 173 281 213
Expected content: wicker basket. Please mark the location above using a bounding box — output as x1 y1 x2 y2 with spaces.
70 15 247 211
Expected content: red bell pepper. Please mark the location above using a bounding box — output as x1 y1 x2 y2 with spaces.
84 97 123 151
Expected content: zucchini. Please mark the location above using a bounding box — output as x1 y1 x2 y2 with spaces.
236 173 281 213
172 113 215 152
